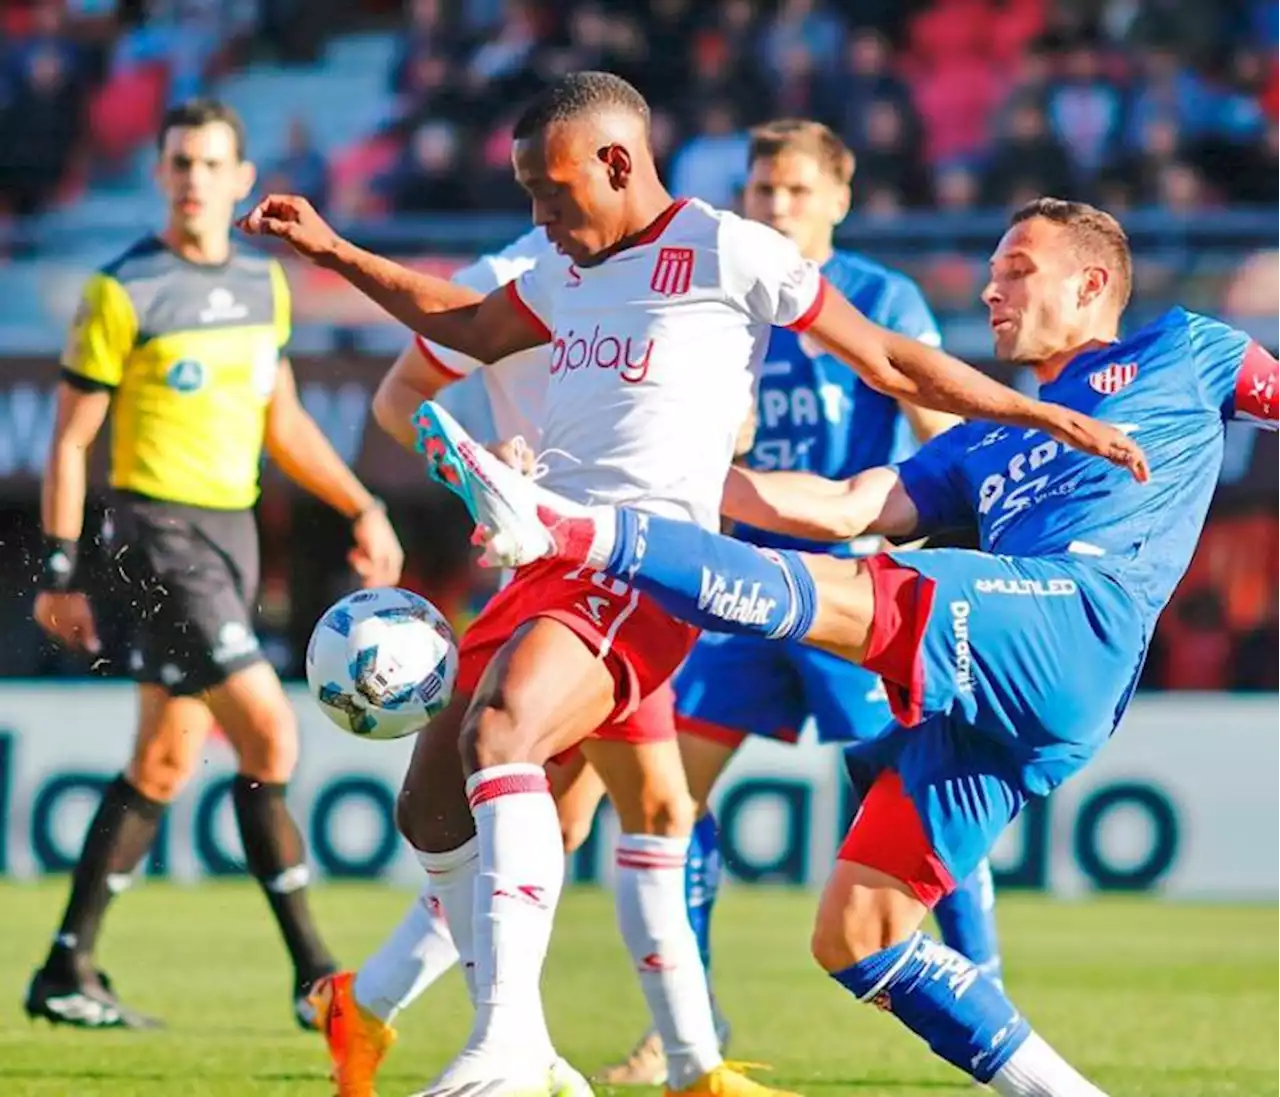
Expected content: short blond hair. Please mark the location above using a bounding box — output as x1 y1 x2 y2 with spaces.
748 119 855 186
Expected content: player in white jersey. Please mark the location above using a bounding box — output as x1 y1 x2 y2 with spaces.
306 229 735 1097
394 226 552 446
242 72 1143 1097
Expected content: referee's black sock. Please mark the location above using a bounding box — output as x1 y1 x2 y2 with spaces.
231 775 337 984
45 775 166 983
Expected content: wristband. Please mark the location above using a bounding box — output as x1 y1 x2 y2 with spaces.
39 536 79 592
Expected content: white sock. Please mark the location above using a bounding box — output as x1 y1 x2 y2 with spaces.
615 834 721 1089
353 883 459 1023
466 763 562 1062
414 840 480 1004
989 1032 1109 1096
583 506 618 568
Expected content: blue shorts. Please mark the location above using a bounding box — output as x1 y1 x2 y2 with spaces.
841 549 1147 903
675 632 894 748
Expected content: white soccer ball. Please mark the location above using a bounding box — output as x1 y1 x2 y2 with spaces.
305 587 458 740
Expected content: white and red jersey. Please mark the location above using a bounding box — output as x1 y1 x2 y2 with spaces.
416 226 557 445
506 198 824 529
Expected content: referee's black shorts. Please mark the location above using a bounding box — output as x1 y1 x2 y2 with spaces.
107 493 265 696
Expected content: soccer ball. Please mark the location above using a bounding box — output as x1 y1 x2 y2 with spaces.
305 587 458 740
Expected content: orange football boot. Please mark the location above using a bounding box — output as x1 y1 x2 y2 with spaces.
309 971 396 1097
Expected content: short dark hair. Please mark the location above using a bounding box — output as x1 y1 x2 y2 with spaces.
748 119 855 186
157 99 247 160
513 71 650 140
1011 197 1132 309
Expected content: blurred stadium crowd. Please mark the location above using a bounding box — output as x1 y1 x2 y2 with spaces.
0 0 1276 222
0 0 1274 693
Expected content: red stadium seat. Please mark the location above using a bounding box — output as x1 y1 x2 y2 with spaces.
911 57 1002 163
87 63 170 164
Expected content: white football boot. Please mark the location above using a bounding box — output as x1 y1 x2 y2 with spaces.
408 1050 555 1097
413 400 554 569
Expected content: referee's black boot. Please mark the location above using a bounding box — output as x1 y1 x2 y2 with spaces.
24 965 163 1030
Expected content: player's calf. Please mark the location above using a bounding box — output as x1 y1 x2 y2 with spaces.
822 778 1107 1096
209 665 338 1017
548 751 607 855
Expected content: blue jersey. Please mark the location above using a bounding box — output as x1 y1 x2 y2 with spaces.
898 307 1277 625
738 250 941 554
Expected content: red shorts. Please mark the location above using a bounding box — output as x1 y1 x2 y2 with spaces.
837 770 955 908
456 557 697 727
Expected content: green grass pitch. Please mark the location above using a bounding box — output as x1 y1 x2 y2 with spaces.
0 881 1274 1096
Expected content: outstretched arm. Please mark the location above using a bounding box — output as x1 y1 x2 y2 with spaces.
239 195 544 363
373 337 464 451
721 465 920 543
804 288 1148 480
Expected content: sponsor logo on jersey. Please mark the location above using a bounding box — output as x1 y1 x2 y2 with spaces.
973 577 1078 596
549 327 653 384
166 358 206 393
199 287 249 324
1088 362 1138 395
697 569 777 627
950 600 973 692
650 246 694 296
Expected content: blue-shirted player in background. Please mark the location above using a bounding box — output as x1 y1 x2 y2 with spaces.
599 118 1003 1086
449 197 1276 1094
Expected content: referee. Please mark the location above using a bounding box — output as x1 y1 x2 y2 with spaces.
27 100 404 1029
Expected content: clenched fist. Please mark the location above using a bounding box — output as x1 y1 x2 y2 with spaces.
238 194 342 266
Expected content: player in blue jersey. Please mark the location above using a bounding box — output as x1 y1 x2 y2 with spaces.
598 119 1000 1086
432 198 1276 1095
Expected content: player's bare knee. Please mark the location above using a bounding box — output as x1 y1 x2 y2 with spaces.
125 755 191 803
634 783 695 837
460 702 538 773
812 871 915 972
810 903 900 972
234 710 298 783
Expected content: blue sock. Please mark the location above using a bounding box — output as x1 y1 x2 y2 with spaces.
934 858 1004 988
685 813 721 978
606 509 816 640
831 931 1031 1084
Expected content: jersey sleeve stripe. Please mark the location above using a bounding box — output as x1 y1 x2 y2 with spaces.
59 367 116 393
413 334 469 380
786 275 828 333
503 278 552 341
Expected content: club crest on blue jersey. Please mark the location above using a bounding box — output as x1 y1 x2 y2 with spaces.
1087 362 1138 394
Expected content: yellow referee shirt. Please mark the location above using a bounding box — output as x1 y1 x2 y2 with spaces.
60 236 291 510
